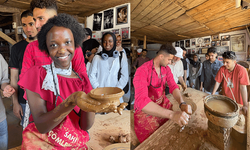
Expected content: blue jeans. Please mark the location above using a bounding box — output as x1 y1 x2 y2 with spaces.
0 119 8 150
20 103 26 127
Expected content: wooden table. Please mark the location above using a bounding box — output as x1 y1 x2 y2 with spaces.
134 88 246 150
86 110 130 150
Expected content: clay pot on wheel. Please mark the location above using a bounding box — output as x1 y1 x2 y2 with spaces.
204 95 239 128
89 87 124 107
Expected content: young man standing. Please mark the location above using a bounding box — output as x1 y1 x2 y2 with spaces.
133 44 191 143
200 47 223 94
133 49 150 70
181 47 188 85
20 0 86 79
212 51 249 115
9 10 38 127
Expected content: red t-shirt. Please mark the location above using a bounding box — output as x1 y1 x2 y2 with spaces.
18 66 92 149
215 64 249 105
20 40 86 80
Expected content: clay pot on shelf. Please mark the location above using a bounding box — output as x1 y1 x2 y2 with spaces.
204 95 239 128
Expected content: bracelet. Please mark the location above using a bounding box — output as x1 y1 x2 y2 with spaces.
179 102 186 109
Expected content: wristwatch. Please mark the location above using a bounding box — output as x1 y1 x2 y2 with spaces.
179 102 187 109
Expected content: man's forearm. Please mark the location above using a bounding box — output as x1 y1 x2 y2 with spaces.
240 85 248 107
212 82 220 95
178 76 185 87
142 102 174 119
10 69 19 104
172 88 184 104
184 70 187 83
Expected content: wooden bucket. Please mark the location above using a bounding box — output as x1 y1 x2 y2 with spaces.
204 95 239 128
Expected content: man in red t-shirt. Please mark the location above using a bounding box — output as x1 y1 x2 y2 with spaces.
212 51 249 115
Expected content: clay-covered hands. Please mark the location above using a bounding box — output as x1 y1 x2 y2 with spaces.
180 104 192 115
242 105 248 115
170 111 190 127
66 91 127 115
3 85 15 97
181 83 187 92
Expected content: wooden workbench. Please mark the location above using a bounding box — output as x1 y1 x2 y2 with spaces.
133 88 246 150
86 110 130 150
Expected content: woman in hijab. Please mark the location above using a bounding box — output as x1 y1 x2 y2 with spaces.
189 54 202 90
88 32 128 103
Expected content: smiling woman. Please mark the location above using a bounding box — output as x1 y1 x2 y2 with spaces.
17 13 117 150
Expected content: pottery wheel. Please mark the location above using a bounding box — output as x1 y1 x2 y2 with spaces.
103 143 130 150
172 99 197 114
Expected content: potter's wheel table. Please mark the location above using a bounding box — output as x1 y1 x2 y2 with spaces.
134 88 246 150
86 110 130 150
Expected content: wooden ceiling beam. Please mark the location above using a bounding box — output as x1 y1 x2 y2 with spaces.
0 31 16 45
0 5 21 13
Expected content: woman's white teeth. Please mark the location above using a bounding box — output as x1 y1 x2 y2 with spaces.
58 55 67 59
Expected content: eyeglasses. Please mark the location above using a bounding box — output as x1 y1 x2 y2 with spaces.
223 51 236 59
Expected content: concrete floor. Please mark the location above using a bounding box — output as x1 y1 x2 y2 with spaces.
2 96 22 150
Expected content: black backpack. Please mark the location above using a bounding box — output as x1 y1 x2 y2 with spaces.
118 51 129 94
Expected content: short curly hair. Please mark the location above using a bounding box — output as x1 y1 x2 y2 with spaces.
30 0 58 12
37 13 86 54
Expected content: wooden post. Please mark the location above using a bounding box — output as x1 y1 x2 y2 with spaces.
143 35 146 49
0 31 16 45
12 13 21 42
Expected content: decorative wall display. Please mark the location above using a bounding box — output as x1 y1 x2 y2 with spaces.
175 41 179 47
185 39 190 47
116 5 128 25
221 41 230 47
212 35 219 41
204 38 210 43
104 9 113 29
191 48 196 54
211 41 216 47
231 34 245 52
121 27 129 39
216 41 221 46
205 44 210 47
180 41 184 47
202 48 208 54
93 13 102 31
216 46 229 55
187 49 191 54
221 35 230 41
191 39 196 46
112 29 120 34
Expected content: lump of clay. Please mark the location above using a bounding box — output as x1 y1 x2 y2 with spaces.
236 114 245 126
184 93 191 97
109 134 130 143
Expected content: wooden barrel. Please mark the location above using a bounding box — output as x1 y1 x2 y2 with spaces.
204 95 239 128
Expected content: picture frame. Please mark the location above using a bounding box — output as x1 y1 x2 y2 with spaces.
221 41 230 47
204 38 210 43
216 40 221 47
180 41 184 47
187 49 191 54
112 29 120 34
211 41 216 47
231 34 245 52
92 13 102 31
191 39 196 46
202 48 208 54
116 5 128 25
221 35 230 41
121 27 129 39
104 9 114 29
185 39 190 48
212 35 219 41
175 41 180 47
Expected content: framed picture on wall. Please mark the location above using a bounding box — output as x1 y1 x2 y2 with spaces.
191 39 196 46
221 41 230 47
211 41 216 47
185 39 190 48
204 38 210 43
180 41 184 47
212 35 219 41
116 5 128 25
92 13 102 31
221 35 230 41
187 49 191 54
121 27 129 39
104 9 113 29
175 41 179 47
202 48 208 54
216 40 221 46
231 34 245 52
